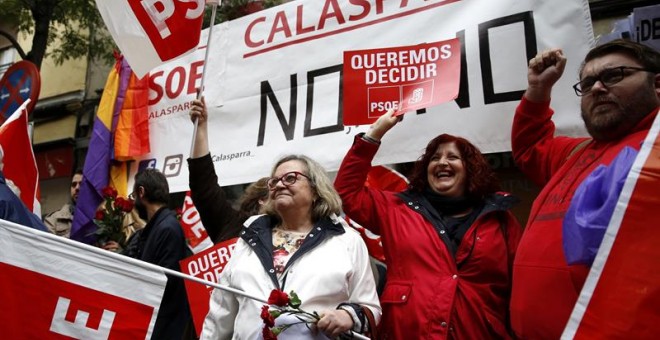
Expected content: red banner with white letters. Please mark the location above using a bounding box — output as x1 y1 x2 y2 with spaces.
95 0 204 77
0 219 167 338
180 237 238 336
0 263 155 339
343 38 461 125
179 191 213 253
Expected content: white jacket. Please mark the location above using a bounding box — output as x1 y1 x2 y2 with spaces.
201 214 381 339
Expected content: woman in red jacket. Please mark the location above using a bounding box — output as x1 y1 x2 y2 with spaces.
335 110 522 339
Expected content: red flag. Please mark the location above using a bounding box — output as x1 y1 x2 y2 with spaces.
0 219 167 338
180 191 213 254
563 110 660 338
0 99 40 215
95 0 205 77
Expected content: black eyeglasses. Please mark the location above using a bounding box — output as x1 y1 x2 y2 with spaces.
129 186 142 200
267 171 310 189
573 66 654 96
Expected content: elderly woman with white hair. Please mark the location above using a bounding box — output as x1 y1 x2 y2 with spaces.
201 155 381 339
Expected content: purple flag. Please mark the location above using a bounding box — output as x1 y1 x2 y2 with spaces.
70 57 132 244
562 146 638 265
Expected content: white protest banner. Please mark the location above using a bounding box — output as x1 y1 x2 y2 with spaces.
180 238 238 336
343 38 461 125
0 219 167 338
597 5 660 47
135 0 594 191
634 5 660 51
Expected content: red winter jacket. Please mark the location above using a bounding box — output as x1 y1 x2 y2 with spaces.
510 98 659 339
335 135 522 340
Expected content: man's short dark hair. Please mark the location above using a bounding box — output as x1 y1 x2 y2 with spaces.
74 169 83 176
581 39 660 76
134 168 170 205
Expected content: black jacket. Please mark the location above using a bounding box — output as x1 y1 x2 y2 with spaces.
137 207 191 340
187 153 245 243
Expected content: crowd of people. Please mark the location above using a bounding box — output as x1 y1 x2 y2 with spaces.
1 38 658 339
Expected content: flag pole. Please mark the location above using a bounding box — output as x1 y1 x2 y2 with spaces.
157 257 370 340
158 257 268 302
189 2 218 157
10 216 371 339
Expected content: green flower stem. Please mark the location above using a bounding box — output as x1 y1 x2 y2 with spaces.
271 306 320 321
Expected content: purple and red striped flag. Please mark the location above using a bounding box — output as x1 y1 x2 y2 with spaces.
563 108 660 338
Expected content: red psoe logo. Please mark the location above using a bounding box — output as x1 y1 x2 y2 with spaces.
128 0 205 60
367 86 400 118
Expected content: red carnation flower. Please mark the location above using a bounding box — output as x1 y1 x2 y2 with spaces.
123 199 134 212
267 289 289 307
101 186 118 199
262 325 278 340
261 305 275 327
95 210 105 220
257 290 317 339
115 197 134 212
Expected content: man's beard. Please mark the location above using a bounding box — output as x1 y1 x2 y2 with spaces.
68 199 76 214
581 88 657 141
135 199 148 221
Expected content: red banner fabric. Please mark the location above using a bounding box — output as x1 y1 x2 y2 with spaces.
126 0 204 61
0 220 167 339
179 191 213 253
0 263 155 339
180 238 238 336
0 100 40 214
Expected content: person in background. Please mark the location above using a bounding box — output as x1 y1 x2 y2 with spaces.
129 168 191 339
201 154 380 339
335 110 522 339
509 39 660 339
43 170 82 237
0 145 49 232
188 97 269 243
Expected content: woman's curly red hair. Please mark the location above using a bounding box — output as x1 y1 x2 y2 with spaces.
408 134 501 199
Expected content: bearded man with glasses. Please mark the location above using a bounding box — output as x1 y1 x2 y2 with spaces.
509 39 660 339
